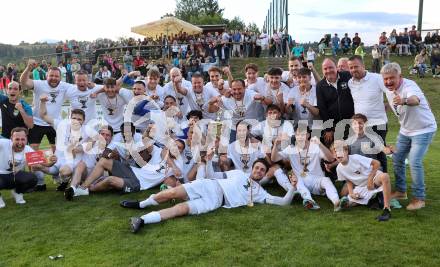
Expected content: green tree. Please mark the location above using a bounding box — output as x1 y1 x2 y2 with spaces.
175 0 226 25
247 22 260 34
228 16 246 31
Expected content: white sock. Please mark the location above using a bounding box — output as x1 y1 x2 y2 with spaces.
139 194 159 208
274 169 293 191
141 211 161 224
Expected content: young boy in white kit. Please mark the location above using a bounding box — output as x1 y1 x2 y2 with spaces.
334 141 392 221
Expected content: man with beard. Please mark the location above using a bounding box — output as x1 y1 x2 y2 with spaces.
20 59 71 151
347 55 388 172
0 81 33 139
121 158 297 234
0 128 55 208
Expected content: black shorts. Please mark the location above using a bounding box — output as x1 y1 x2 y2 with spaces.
111 160 140 193
0 171 37 193
28 125 56 145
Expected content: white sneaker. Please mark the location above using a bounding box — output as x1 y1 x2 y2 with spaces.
0 196 5 208
11 190 26 204
74 187 89 197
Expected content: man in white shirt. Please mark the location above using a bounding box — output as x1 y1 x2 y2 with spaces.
121 158 297 234
348 55 388 172
281 56 319 88
334 141 392 221
176 72 219 120
381 62 437 210
205 67 230 96
65 70 101 124
208 79 264 142
95 78 133 132
20 59 71 151
271 124 340 210
162 67 192 115
0 128 39 208
39 96 89 191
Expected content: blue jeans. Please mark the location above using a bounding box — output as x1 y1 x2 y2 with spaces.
393 131 435 199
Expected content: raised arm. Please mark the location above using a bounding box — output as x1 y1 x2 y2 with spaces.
20 59 36 90
16 101 34 129
39 95 54 126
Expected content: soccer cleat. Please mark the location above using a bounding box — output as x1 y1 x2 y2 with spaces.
64 187 75 201
303 199 320 210
0 195 5 208
34 184 47 192
74 187 89 197
376 208 391 222
56 182 68 192
130 217 144 233
11 190 26 204
120 200 141 209
339 196 350 210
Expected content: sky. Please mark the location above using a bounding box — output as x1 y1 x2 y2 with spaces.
1 0 437 45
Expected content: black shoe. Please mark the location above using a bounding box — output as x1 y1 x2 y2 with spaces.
34 184 47 192
120 200 141 209
130 217 144 233
376 208 391 222
64 187 74 201
56 182 68 192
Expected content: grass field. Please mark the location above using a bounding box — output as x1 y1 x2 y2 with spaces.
1 55 440 267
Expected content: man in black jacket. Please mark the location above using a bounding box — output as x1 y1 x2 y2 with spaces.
316 58 354 146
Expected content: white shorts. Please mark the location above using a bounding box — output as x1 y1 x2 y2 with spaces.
183 179 224 215
349 170 384 205
301 175 328 196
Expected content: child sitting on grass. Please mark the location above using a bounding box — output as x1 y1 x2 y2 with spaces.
333 140 392 221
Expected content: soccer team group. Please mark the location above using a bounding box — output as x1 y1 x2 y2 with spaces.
0 55 436 233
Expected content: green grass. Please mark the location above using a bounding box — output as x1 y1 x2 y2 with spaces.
1 55 440 267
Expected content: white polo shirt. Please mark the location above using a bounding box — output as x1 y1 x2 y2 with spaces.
349 72 388 125
384 78 437 136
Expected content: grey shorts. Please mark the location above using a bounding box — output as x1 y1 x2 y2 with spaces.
111 160 140 193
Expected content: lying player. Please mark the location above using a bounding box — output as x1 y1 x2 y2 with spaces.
120 156 297 233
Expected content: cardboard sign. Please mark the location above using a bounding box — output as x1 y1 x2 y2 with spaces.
25 151 47 166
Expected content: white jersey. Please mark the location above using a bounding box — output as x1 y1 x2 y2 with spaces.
0 139 34 174
336 154 373 187
217 170 270 208
281 71 317 87
263 82 290 106
348 72 388 124
131 155 183 190
221 90 260 125
146 85 165 108
53 119 88 164
384 78 437 136
186 86 220 120
251 120 294 152
227 141 266 173
279 143 325 178
65 85 102 123
246 77 267 95
32 80 70 126
205 81 230 94
162 80 192 115
97 88 132 130
107 132 143 160
287 85 318 126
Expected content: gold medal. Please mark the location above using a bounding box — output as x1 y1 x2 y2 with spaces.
300 171 307 177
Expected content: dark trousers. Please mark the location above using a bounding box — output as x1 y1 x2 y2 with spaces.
0 171 37 193
372 124 388 173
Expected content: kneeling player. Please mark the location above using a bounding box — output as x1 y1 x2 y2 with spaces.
121 158 297 233
334 141 391 221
